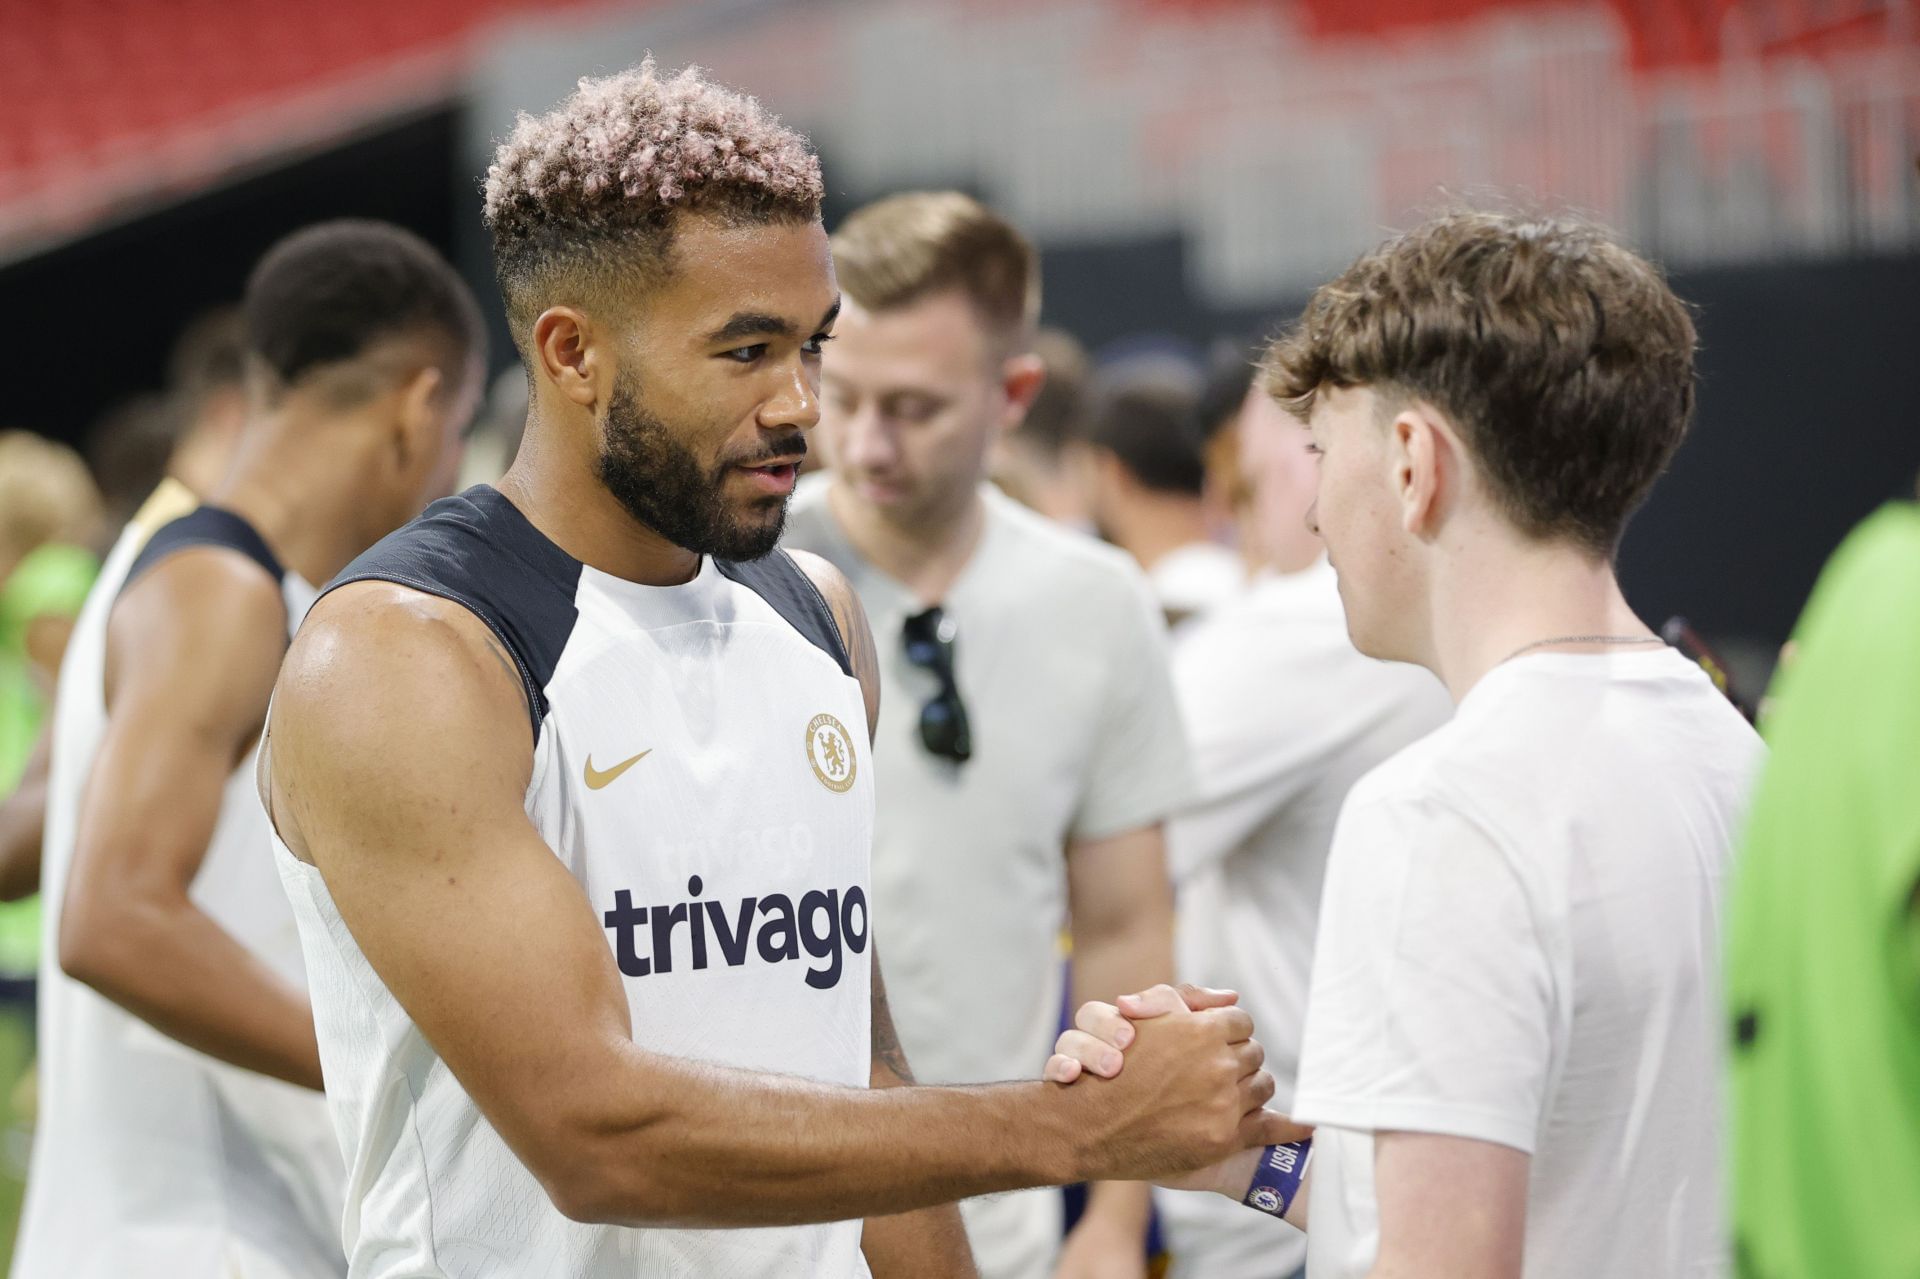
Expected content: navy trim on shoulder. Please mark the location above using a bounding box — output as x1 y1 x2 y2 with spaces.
121 507 285 600
323 486 582 742
717 550 853 678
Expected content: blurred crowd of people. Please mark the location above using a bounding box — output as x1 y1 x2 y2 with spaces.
0 173 1910 1279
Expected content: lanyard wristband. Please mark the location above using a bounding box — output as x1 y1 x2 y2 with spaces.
1242 1139 1312 1218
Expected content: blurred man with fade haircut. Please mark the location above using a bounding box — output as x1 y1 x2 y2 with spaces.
1080 379 1243 625
1048 212 1762 1279
1152 367 1449 1279
782 189 1194 1279
258 63 1287 1279
12 219 486 1279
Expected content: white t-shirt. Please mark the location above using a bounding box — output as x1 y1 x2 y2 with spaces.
782 478 1194 1279
1148 540 1244 622
1292 648 1763 1279
1157 562 1449 1279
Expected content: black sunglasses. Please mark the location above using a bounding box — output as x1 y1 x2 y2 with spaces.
902 606 972 763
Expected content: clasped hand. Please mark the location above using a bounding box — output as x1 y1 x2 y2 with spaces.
1043 983 1312 1197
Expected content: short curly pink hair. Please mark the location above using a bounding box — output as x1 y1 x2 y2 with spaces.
484 58 824 340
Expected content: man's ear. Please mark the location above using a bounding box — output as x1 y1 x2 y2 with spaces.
997 352 1047 435
1391 402 1455 541
392 365 445 471
532 307 605 410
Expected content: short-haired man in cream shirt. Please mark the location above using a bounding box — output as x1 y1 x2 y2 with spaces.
1157 375 1450 1279
1048 212 1762 1279
782 191 1190 1279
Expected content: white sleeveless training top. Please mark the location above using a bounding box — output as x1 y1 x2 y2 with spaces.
271 485 876 1279
14 485 344 1279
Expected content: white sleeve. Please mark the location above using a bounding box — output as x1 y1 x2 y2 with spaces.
1290 787 1552 1155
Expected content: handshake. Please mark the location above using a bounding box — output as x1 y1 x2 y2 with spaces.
1037 983 1310 1197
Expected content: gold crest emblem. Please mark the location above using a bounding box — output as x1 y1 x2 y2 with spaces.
806 713 857 794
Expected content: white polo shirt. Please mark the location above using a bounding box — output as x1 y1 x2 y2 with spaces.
783 477 1194 1279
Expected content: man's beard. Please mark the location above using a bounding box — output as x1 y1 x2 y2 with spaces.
596 381 801 562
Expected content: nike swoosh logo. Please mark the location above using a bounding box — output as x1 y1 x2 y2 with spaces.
584 750 652 790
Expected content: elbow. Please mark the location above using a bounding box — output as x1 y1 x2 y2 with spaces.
57 892 152 999
542 1151 677 1227
543 1169 615 1226
56 912 116 993
546 1171 642 1227
528 1112 678 1227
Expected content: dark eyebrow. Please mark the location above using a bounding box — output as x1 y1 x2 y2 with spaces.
706 297 842 347
707 312 793 345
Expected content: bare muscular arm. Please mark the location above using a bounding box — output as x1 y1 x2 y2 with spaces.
266 580 1283 1229
58 550 322 1088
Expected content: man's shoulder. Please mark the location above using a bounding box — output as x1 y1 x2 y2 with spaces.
1329 709 1534 874
286 580 533 736
326 487 578 717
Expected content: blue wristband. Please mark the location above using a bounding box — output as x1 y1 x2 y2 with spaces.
1242 1139 1312 1218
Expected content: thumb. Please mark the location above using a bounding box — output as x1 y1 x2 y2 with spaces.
1176 983 1239 1011
1116 984 1190 1019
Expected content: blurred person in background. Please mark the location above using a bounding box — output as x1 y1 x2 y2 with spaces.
80 308 248 547
83 394 181 542
161 307 250 500
0 432 101 1258
11 219 485 1279
785 190 1191 1279
1154 370 1450 1279
1725 481 1920 1279
0 433 101 787
1192 351 1259 573
992 327 1092 528
1080 380 1242 626
456 364 530 489
0 430 101 950
2 308 259 915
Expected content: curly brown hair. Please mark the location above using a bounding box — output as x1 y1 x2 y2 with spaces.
484 58 824 350
1265 211 1697 556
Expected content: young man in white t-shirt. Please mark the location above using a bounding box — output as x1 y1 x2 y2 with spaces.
1157 370 1452 1279
782 191 1190 1279
1044 211 1762 1279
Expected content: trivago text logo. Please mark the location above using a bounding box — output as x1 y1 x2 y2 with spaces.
601 875 870 990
